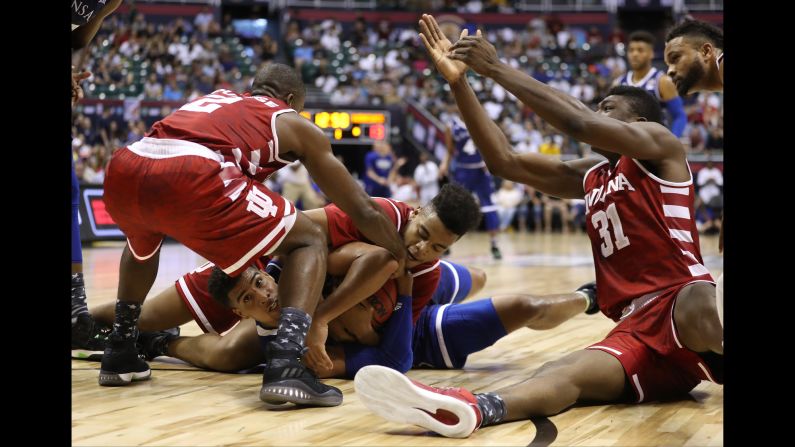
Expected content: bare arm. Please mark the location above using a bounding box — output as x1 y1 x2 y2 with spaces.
418 16 595 198
431 14 681 162
449 78 594 198
72 0 123 49
277 113 406 266
317 242 399 325
438 126 455 177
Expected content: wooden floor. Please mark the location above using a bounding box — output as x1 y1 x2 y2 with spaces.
73 232 723 446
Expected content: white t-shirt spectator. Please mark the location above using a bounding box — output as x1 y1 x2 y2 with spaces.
413 160 440 205
697 166 723 205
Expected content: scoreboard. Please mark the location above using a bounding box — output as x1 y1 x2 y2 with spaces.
299 109 390 145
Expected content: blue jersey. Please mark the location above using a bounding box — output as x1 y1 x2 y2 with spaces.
449 117 486 169
363 151 393 189
616 67 664 101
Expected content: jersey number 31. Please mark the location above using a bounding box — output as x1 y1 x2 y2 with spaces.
591 203 630 257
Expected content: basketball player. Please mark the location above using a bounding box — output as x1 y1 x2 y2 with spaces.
87 187 484 373
352 15 723 438
664 20 724 326
71 0 124 358
440 105 502 259
100 63 405 411
86 241 595 384
614 31 687 137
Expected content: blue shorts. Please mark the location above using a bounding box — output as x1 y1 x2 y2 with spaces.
452 168 498 230
412 298 507 369
431 261 473 305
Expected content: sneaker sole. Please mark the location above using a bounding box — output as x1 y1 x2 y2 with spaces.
354 365 476 438
72 349 104 361
259 380 343 408
98 368 151 387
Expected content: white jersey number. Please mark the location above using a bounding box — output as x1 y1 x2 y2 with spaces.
591 203 631 257
179 90 243 114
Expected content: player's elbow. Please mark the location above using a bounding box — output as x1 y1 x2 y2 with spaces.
484 150 517 179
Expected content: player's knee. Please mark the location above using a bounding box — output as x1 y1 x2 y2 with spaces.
469 267 487 296
674 283 721 352
675 284 717 329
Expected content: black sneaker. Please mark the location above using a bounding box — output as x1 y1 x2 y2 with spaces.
259 345 343 409
576 281 599 315
99 334 151 386
491 244 502 260
137 327 180 361
72 314 112 361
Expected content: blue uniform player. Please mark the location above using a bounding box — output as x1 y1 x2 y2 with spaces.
614 31 687 138
440 111 502 259
71 0 123 353
334 259 598 378
363 141 395 198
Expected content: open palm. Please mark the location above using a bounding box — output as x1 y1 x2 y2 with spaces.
418 14 469 83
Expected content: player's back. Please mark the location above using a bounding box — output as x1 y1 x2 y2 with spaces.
583 156 713 321
145 89 295 182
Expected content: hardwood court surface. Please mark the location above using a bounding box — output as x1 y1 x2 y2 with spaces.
72 232 723 446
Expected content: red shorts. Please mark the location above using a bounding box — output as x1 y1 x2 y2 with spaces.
174 262 242 334
587 280 722 403
105 139 296 276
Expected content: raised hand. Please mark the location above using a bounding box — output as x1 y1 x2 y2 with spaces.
449 32 502 78
418 14 469 84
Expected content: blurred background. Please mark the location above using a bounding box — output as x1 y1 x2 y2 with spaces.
72 0 723 243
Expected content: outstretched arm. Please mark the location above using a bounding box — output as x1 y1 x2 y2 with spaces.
72 0 123 49
418 15 595 198
433 14 681 162
278 113 406 267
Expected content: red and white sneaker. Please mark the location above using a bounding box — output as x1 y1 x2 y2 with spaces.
354 365 482 438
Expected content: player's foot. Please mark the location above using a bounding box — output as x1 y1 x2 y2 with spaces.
98 333 151 386
137 327 180 361
354 365 482 438
491 244 502 260
259 345 342 409
72 313 112 361
576 281 599 315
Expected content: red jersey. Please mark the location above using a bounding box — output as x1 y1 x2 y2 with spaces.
324 197 441 325
146 89 295 182
583 157 713 321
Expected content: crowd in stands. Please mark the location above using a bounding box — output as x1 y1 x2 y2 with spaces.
72 5 722 234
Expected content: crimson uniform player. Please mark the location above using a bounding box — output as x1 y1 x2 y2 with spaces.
663 19 724 327
353 15 723 438
100 63 404 409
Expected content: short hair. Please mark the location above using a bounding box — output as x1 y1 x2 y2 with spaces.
250 62 306 100
628 30 655 46
208 266 240 308
665 19 723 49
606 85 664 125
428 183 481 236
